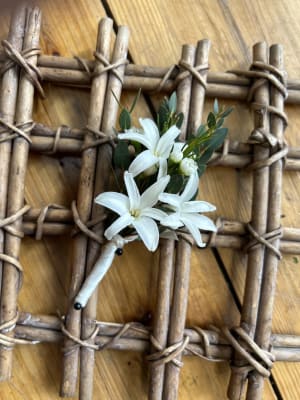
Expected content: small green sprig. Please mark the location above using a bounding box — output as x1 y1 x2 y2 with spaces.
183 99 233 176
112 88 141 131
113 89 141 170
157 92 184 134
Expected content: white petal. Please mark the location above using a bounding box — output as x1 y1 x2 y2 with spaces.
124 171 141 210
133 216 159 251
157 158 168 180
181 173 199 202
156 125 181 157
172 142 185 152
104 213 134 240
181 201 216 213
183 213 217 232
139 118 160 149
160 213 184 229
180 216 205 247
118 131 152 150
95 192 129 215
159 193 181 209
128 150 158 177
140 175 170 209
140 207 168 220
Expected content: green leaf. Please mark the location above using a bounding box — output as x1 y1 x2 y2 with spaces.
213 99 219 114
216 117 224 129
176 112 184 129
111 90 123 108
293 256 299 264
197 164 207 178
168 92 177 113
207 112 216 128
157 101 169 132
198 128 228 164
129 88 142 113
113 141 131 169
196 124 207 138
119 109 131 130
166 174 185 194
220 107 233 118
198 148 215 165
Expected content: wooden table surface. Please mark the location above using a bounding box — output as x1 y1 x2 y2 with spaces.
0 0 300 399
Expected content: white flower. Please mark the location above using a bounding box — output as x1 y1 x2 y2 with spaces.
180 157 198 176
170 142 184 163
159 173 216 247
143 164 158 177
95 172 170 252
118 118 180 179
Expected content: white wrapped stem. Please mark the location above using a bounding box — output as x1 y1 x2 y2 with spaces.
74 235 135 309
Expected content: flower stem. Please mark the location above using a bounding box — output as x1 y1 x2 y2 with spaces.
74 235 136 309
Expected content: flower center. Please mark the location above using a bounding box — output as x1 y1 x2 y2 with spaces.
131 209 141 218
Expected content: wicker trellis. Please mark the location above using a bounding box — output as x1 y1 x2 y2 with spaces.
0 4 300 400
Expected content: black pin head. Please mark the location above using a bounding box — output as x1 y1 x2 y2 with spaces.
74 302 82 310
115 248 123 256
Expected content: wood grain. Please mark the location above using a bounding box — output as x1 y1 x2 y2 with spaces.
0 0 299 399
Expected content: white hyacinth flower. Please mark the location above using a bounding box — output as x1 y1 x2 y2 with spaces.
118 118 180 179
180 157 198 176
159 173 216 247
95 171 170 251
170 142 184 163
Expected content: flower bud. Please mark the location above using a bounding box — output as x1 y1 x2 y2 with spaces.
179 157 198 176
169 142 184 163
143 164 158 176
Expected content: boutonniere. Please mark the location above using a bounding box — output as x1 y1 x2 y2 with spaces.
74 94 232 309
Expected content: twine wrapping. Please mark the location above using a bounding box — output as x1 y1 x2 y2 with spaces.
0 312 39 348
93 51 128 83
0 204 30 238
0 119 34 144
176 60 209 89
243 224 282 260
35 204 66 240
151 60 209 93
147 335 190 368
73 55 92 74
221 326 275 377
150 64 177 94
185 326 224 362
0 204 31 291
46 125 72 154
81 125 116 151
61 314 144 355
229 62 288 102
1 39 45 97
71 201 106 244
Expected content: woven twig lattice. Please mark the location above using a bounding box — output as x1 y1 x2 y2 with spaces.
0 5 299 400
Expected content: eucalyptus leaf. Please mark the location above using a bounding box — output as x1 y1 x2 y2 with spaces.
113 141 131 169
157 102 169 132
213 99 219 114
197 164 207 178
198 128 228 164
167 174 185 194
119 109 131 130
220 107 234 118
176 112 184 129
196 124 207 137
216 117 224 128
129 88 142 113
207 112 216 128
168 92 177 113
